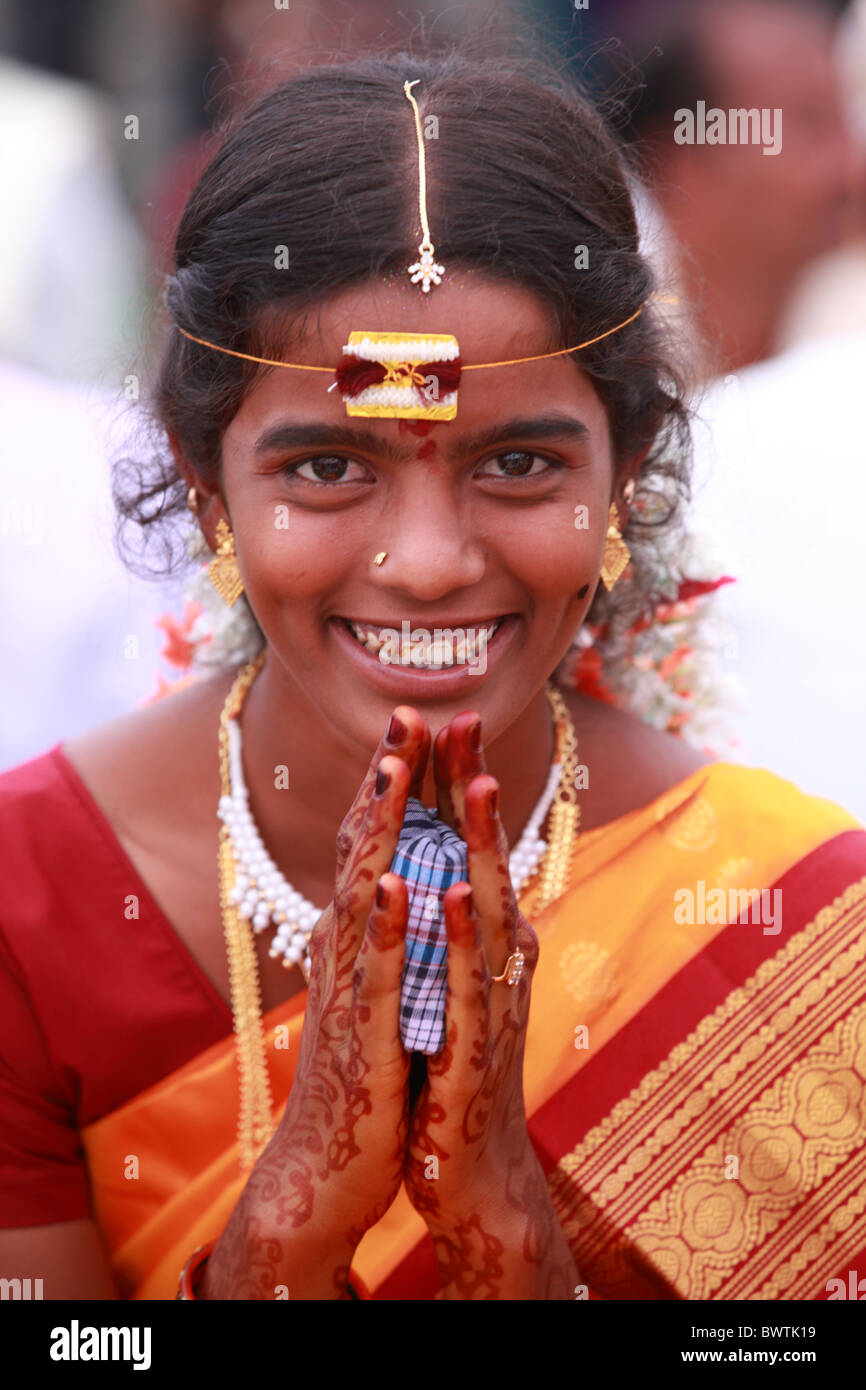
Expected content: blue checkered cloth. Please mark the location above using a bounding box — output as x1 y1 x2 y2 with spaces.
390 798 468 1054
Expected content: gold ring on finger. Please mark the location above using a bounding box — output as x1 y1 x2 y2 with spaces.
491 949 525 986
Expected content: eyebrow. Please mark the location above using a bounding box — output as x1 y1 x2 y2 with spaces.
252 413 591 460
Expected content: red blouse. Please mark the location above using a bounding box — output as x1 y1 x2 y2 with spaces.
0 746 233 1226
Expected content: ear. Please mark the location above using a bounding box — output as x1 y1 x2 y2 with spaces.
167 431 229 554
614 440 653 504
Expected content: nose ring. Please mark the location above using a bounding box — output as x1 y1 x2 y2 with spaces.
373 552 388 567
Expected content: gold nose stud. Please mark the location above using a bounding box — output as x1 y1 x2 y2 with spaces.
374 552 388 567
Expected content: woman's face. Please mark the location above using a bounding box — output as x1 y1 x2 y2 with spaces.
217 275 619 749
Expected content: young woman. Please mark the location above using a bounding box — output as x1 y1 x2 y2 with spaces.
1 52 864 1301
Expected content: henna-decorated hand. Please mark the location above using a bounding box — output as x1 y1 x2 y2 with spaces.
201 708 429 1300
403 713 578 1299
277 708 433 1233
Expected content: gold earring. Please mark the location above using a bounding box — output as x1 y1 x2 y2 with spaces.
209 518 244 607
186 487 199 516
622 479 636 505
599 502 630 592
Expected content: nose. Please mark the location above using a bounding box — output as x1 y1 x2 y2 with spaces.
369 473 486 600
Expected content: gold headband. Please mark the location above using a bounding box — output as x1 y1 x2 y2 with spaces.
173 79 676 419
175 306 647 419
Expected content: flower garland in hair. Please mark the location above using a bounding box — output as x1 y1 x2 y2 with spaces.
557 526 745 758
148 523 744 758
144 529 263 706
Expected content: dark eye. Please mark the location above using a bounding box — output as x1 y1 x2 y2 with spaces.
290 456 369 484
478 452 554 479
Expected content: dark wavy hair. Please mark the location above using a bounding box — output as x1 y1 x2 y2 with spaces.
114 46 694 650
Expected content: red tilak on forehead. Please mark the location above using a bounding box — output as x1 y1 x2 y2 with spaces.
398 420 434 437
398 421 441 456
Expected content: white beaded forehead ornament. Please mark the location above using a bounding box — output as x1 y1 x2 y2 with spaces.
175 78 656 421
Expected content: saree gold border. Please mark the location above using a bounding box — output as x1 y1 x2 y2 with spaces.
549 875 866 1299
560 883 866 1297
747 1152 866 1299
569 914 866 1236
761 1173 866 1301
553 876 866 1190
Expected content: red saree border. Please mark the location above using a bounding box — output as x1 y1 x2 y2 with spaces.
531 828 866 1175
372 828 866 1300
818 1240 866 1300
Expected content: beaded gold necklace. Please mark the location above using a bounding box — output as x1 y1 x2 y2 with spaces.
217 657 581 1171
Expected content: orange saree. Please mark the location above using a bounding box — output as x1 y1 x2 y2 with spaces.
79 762 866 1299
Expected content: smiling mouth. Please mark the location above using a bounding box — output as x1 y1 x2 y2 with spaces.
341 617 506 669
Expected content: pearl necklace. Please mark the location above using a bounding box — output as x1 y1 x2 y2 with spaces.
217 682 576 981
217 659 581 1170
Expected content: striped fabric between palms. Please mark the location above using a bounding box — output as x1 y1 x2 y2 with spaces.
389 798 468 1053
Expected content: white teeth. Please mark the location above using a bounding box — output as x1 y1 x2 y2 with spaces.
345 618 503 667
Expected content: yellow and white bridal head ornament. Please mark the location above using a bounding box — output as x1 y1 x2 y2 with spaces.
175 78 651 424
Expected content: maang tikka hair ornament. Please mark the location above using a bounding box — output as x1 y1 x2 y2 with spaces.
174 79 667 421
403 78 445 294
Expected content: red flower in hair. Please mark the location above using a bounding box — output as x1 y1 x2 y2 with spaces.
156 601 206 670
573 645 618 706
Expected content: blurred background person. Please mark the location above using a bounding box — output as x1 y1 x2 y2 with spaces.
0 26 175 768
775 0 866 345
612 0 866 815
0 51 146 382
0 356 179 768
592 0 861 376
523 0 866 815
688 328 866 820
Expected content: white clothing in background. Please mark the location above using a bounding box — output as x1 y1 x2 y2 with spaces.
0 359 182 770
689 330 866 821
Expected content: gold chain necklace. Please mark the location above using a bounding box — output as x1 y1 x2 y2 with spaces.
217 658 581 1171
